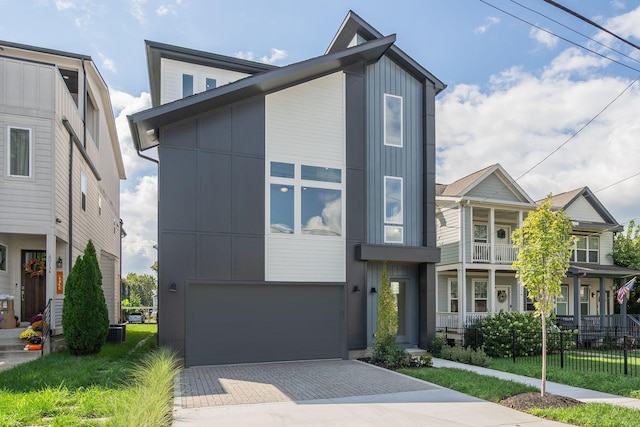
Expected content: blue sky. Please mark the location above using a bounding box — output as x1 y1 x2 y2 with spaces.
1 1 639 275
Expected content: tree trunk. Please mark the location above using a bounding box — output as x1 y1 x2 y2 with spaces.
541 314 547 396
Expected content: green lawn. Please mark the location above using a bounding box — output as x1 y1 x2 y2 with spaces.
0 324 178 427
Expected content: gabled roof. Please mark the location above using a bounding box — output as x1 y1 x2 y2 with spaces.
542 187 622 231
436 163 536 205
129 35 395 151
145 40 278 107
326 10 446 93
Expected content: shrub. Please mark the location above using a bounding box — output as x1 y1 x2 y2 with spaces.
371 336 412 369
62 240 110 356
440 345 490 367
429 331 447 357
410 354 433 368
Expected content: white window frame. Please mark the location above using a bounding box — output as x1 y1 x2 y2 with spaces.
0 242 7 272
383 93 403 147
267 161 344 237
473 279 488 313
384 176 403 244
98 195 102 216
7 126 32 178
573 235 599 263
448 278 459 313
81 171 87 211
555 285 569 315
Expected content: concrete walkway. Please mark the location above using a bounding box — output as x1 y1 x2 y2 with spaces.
432 358 640 410
173 359 571 426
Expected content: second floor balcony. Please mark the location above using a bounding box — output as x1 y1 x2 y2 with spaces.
472 242 517 264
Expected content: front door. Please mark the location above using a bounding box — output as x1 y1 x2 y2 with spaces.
391 280 417 344
496 286 510 312
21 250 46 322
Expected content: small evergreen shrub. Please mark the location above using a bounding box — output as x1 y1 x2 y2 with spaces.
429 331 447 357
440 345 490 367
62 240 110 356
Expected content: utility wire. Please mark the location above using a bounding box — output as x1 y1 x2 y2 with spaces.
544 0 640 51
511 0 640 65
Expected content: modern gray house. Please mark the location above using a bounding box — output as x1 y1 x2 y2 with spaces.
128 11 445 366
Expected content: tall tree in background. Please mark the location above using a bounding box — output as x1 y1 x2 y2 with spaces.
123 272 157 307
512 195 574 396
62 240 110 355
613 219 640 313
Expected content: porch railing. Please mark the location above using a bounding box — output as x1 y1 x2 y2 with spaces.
436 312 492 329
472 243 516 264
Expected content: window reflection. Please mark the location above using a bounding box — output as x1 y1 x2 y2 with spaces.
270 184 294 233
301 187 341 236
384 94 402 147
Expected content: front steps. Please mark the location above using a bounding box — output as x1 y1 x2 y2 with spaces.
0 326 42 372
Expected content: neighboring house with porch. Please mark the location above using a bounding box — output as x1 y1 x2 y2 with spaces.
0 41 126 337
435 164 639 334
128 11 445 366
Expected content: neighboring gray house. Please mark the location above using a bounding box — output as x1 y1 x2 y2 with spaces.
0 41 126 334
436 164 639 335
129 11 445 366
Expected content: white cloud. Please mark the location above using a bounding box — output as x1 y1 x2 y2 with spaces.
98 52 117 73
475 16 499 35
54 0 74 10
436 46 640 228
235 48 288 65
156 5 169 16
130 0 147 24
529 27 558 49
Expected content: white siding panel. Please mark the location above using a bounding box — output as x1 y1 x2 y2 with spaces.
600 231 614 265
265 237 345 282
160 58 250 104
467 174 521 202
566 196 603 222
265 72 346 282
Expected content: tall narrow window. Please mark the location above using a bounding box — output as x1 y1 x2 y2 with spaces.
206 78 217 90
384 94 403 147
384 176 403 243
556 285 569 315
8 127 31 177
0 243 6 271
86 93 99 148
449 279 459 313
98 196 102 216
473 280 488 312
580 285 589 315
182 74 194 97
81 172 87 211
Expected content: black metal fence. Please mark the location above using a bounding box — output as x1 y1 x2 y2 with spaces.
437 326 640 377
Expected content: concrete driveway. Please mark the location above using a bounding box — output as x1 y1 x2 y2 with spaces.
173 359 570 426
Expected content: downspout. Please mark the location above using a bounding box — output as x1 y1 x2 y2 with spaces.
82 59 87 150
68 132 73 272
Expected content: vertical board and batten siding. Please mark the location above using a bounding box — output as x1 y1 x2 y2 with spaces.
466 174 522 203
265 72 346 282
160 58 250 104
366 56 423 246
0 58 55 233
565 196 606 223
437 205 460 264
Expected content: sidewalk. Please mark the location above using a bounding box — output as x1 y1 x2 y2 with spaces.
432 358 640 410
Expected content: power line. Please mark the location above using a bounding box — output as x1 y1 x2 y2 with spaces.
543 0 640 51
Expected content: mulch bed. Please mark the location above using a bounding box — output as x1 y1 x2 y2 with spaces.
500 392 583 411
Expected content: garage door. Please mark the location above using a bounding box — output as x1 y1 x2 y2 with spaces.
185 283 345 366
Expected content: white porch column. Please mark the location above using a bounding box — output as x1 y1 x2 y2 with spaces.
516 210 524 312
489 207 495 264
460 201 467 328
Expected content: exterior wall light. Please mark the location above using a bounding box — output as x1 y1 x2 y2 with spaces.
169 282 177 292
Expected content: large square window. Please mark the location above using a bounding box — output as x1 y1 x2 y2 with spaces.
9 127 31 177
384 94 403 147
301 187 341 236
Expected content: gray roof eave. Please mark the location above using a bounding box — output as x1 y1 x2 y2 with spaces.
130 35 396 151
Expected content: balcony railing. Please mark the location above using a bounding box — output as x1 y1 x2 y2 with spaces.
472 243 516 264
436 312 492 329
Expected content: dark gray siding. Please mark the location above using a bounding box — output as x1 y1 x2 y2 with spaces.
366 56 424 246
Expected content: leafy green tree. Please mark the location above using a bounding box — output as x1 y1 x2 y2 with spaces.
123 273 156 307
512 195 574 396
613 219 640 313
62 240 110 355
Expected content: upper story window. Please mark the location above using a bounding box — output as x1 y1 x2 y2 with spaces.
8 127 31 178
269 162 343 237
98 196 102 216
182 74 194 97
81 171 87 211
384 94 403 147
474 224 488 243
86 93 99 148
206 78 217 90
572 235 598 263
384 176 403 243
0 243 6 271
